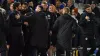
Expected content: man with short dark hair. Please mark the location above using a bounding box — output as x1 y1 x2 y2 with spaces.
28 5 49 56
41 1 48 13
8 2 24 56
21 2 34 56
67 0 75 13
79 4 96 56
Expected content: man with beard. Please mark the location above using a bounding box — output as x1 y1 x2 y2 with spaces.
21 2 35 56
67 0 75 13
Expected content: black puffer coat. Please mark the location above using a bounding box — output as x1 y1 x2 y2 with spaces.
52 14 77 50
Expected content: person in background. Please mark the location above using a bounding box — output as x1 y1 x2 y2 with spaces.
7 0 14 3
71 8 81 23
21 2 29 15
91 2 100 18
52 7 77 56
71 8 81 47
47 4 58 33
47 4 58 56
58 4 65 15
8 3 14 15
42 0 50 5
28 1 34 11
55 0 61 10
41 1 48 13
31 0 38 10
79 4 96 56
7 0 14 11
91 2 100 56
67 0 75 13
6 3 14 52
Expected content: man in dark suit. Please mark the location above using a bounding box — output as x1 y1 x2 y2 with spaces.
8 2 24 56
28 5 49 56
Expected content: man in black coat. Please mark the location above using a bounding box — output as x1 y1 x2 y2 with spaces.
91 3 100 46
8 2 24 56
52 7 77 56
20 2 36 56
79 5 96 56
91 3 100 56
28 5 48 56
0 6 7 56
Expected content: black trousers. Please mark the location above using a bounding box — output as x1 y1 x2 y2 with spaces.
22 43 31 56
56 49 70 56
56 43 71 56
8 34 24 56
28 46 47 56
82 35 96 56
22 29 31 56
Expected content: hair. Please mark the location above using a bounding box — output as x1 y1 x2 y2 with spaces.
49 4 57 13
10 3 14 10
56 0 61 7
41 1 47 5
28 1 33 7
22 2 28 6
73 8 78 14
38 5 44 11
68 0 74 4
10 3 14 5
63 7 70 14
84 4 91 9
13 2 21 9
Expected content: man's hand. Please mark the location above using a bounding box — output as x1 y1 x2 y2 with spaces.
7 45 10 50
24 22 28 26
85 16 90 21
15 14 20 19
